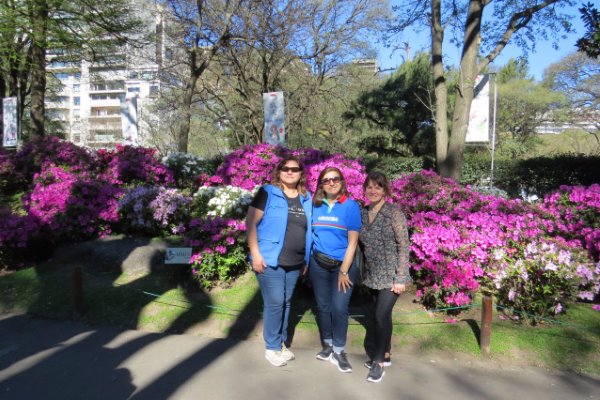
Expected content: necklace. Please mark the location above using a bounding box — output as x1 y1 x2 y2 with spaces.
368 202 384 220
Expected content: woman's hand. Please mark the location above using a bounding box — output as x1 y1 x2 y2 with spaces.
338 272 353 293
390 283 406 294
252 254 266 274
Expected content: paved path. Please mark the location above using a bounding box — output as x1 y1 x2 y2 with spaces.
0 313 598 400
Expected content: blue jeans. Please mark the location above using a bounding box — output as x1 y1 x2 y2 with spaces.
309 255 358 353
256 266 301 350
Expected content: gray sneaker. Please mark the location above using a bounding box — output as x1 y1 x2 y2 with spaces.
366 363 385 382
364 357 391 369
330 351 352 372
316 345 333 361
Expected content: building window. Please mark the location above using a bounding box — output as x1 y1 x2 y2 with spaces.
55 72 69 80
128 87 140 93
73 84 80 93
73 97 80 106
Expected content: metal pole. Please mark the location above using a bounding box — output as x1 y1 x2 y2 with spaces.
489 73 498 190
73 267 84 317
480 295 493 358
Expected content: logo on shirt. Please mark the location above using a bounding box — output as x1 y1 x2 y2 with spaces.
318 216 339 222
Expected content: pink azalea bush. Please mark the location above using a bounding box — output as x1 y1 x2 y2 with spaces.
541 184 600 261
390 170 600 317
24 164 122 240
186 217 247 287
95 145 174 186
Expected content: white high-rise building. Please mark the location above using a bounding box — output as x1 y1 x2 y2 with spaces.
45 0 163 149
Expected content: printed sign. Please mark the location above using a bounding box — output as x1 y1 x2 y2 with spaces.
120 95 138 145
165 247 192 264
3 97 18 148
466 74 490 143
263 92 285 146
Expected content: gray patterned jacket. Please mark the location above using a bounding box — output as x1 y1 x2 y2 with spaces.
359 202 411 289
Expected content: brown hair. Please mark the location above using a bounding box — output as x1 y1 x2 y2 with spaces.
363 171 391 197
313 167 348 207
270 155 307 196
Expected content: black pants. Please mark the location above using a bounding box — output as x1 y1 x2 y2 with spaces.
364 288 399 362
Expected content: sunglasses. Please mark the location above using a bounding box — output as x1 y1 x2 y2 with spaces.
280 166 302 173
321 177 342 185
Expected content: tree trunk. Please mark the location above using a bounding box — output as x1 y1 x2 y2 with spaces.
431 0 449 175
29 0 48 139
178 65 199 153
443 0 484 181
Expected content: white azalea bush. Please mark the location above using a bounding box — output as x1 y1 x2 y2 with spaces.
193 185 257 219
488 238 600 323
162 152 206 187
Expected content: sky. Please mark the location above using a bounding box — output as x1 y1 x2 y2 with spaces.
376 2 586 81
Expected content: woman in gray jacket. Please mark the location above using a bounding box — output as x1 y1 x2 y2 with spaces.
359 171 411 383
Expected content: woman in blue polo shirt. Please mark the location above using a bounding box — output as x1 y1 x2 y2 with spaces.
246 155 312 367
310 166 361 373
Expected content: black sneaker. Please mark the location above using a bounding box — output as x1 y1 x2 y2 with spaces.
331 351 353 372
367 363 385 382
364 357 392 369
316 345 333 361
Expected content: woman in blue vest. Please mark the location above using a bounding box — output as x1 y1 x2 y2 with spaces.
246 155 312 367
310 166 361 373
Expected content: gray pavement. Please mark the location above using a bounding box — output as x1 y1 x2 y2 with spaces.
0 313 598 400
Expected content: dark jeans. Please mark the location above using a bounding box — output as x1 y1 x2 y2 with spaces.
364 288 399 362
255 265 301 350
309 254 358 353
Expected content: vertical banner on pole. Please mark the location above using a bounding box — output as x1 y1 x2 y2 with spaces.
2 97 19 148
466 74 490 143
263 92 285 146
120 95 138 145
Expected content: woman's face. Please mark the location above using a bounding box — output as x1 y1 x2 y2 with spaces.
320 171 343 199
279 160 302 187
365 180 385 204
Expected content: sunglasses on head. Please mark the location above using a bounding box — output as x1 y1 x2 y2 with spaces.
280 166 302 173
321 177 342 185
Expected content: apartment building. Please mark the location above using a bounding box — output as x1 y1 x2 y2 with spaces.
45 1 162 149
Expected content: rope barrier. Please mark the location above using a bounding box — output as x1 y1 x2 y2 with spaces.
22 269 600 336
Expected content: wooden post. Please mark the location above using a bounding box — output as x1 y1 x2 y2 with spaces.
73 266 84 317
480 295 492 358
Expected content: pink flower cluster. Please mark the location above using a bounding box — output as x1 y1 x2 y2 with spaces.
200 143 366 198
24 164 122 240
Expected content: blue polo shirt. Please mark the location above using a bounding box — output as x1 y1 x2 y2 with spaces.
312 193 361 261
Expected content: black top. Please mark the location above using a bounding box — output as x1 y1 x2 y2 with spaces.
251 187 307 268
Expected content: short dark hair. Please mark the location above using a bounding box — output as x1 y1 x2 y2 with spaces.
362 171 391 197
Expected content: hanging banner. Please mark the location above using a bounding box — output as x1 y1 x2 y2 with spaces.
263 92 285 146
2 97 19 148
466 74 490 143
120 95 138 145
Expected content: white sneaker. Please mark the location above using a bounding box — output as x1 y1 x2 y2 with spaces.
281 344 295 361
265 349 287 367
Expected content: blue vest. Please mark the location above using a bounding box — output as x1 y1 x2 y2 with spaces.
252 184 312 267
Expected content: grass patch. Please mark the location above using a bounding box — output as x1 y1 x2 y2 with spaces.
1 266 599 375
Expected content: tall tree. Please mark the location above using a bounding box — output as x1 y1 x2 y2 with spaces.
344 52 435 157
160 0 244 153
197 0 389 146
544 52 600 140
390 0 575 180
577 2 600 58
